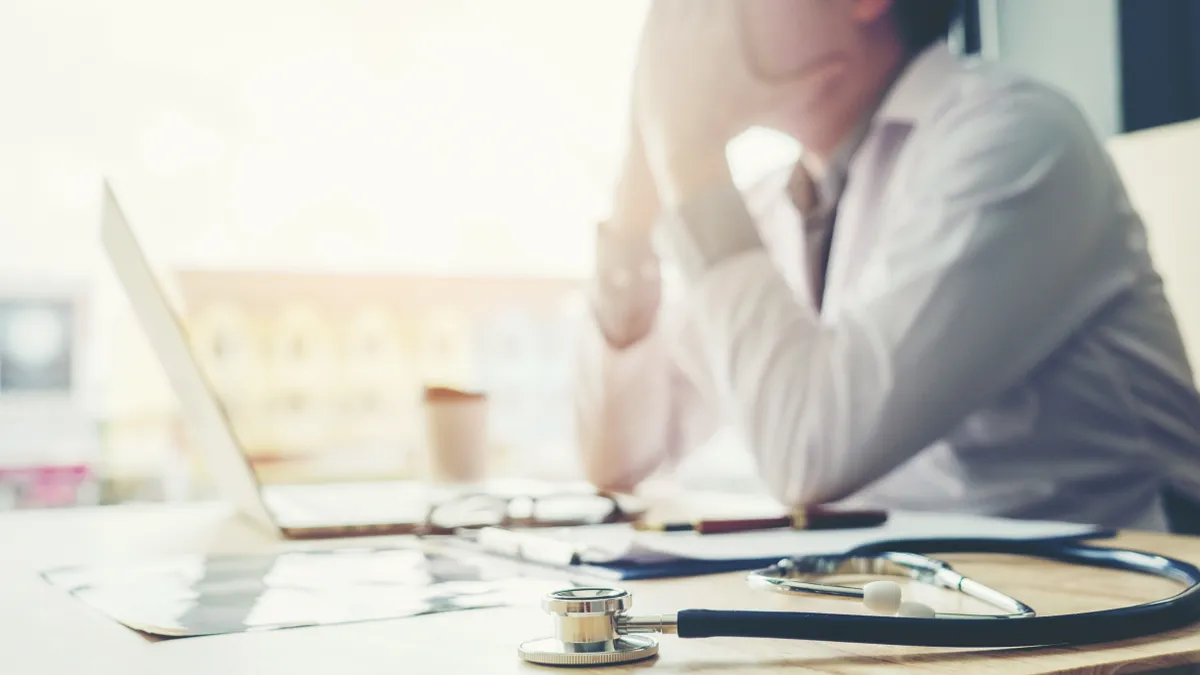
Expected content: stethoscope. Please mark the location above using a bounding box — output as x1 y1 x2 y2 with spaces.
518 538 1200 667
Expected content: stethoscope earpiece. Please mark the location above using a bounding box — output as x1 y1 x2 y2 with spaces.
862 579 937 617
897 601 937 618
862 580 903 613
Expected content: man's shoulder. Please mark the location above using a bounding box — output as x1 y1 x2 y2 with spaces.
922 56 1092 139
889 53 1107 196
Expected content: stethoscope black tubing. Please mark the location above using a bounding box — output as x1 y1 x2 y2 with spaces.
678 540 1200 647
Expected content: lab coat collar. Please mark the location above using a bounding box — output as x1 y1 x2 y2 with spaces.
876 42 963 125
805 42 956 184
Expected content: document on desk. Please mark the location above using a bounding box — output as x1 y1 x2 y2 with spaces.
541 511 1107 564
41 545 564 638
626 511 1104 561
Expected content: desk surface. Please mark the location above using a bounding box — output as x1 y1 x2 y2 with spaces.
5 502 1200 675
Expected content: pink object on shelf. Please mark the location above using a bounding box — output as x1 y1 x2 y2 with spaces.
0 464 93 509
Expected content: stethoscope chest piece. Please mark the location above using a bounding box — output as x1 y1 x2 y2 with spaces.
518 588 660 666
518 635 658 667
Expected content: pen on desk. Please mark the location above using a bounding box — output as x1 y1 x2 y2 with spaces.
633 508 888 535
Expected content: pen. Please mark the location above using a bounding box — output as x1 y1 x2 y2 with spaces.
633 508 888 535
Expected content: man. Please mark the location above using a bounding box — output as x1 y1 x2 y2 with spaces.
575 0 1200 529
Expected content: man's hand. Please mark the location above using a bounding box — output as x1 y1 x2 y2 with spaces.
632 0 777 208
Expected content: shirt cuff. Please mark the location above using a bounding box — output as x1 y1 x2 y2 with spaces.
655 182 762 281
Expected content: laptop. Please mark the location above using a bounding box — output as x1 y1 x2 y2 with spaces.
99 180 606 539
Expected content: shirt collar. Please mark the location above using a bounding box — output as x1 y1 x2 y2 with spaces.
876 41 962 124
803 43 925 204
792 42 960 209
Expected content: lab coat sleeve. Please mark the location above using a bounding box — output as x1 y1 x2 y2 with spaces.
658 86 1119 506
574 237 720 493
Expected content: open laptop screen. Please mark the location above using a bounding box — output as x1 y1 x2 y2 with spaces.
99 181 278 533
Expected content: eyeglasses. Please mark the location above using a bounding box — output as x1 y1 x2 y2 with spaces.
419 491 640 535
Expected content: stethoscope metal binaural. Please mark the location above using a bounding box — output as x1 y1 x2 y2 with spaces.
518 539 1200 667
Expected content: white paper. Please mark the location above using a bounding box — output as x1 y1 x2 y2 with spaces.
551 511 1102 562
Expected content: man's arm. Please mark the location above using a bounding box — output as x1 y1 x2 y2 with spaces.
657 86 1123 506
573 137 719 492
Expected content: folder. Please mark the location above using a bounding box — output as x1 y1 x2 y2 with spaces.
445 511 1115 581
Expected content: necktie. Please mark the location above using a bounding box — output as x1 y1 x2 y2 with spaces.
789 162 846 311
784 53 911 311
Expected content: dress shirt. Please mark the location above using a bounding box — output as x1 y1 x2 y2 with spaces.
577 43 1200 530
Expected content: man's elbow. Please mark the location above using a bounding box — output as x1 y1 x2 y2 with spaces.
580 444 639 494
758 446 859 509
764 479 829 510
584 467 641 495
577 427 649 495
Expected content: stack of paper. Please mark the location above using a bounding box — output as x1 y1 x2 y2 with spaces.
538 511 1106 574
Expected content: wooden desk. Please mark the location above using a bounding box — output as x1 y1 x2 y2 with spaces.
5 503 1200 675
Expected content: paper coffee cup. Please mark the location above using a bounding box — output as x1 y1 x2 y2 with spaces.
422 386 489 484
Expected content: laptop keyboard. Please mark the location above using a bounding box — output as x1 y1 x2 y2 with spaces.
263 481 450 523
263 477 601 527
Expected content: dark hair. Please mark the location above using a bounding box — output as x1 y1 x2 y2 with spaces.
891 0 963 52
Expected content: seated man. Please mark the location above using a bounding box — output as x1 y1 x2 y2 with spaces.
575 0 1200 530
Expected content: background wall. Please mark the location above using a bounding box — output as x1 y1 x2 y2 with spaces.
1118 0 1200 133
978 0 1124 137
0 0 793 504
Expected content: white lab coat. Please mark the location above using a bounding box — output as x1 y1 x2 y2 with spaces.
575 44 1200 530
